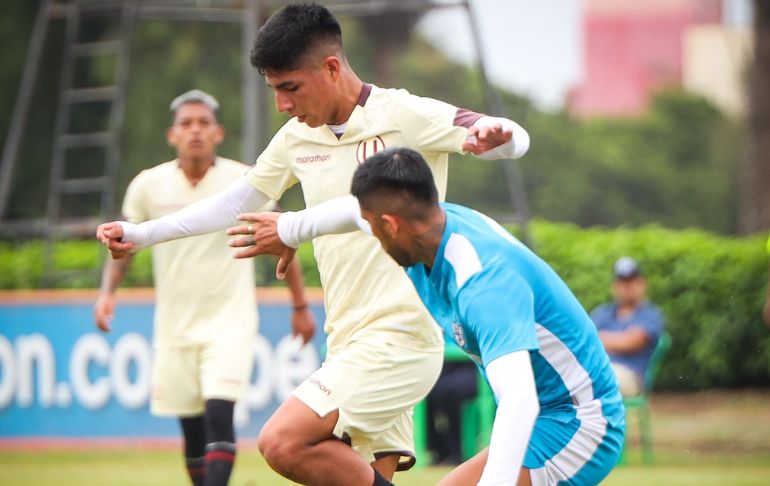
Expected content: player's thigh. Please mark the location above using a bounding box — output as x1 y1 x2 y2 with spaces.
294 339 443 463
525 405 623 486
199 336 254 402
151 345 203 416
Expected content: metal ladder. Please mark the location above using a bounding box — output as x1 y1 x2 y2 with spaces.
42 0 137 286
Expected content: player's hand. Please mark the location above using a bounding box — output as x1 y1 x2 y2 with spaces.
94 293 115 332
462 123 512 155
291 306 316 346
96 222 134 259
227 212 297 279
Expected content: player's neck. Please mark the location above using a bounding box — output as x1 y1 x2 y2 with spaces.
178 155 216 185
328 70 363 125
415 209 446 269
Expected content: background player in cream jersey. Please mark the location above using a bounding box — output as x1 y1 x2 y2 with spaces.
93 90 315 486
96 4 529 486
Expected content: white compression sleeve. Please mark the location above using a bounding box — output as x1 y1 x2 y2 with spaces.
119 177 271 252
276 195 371 248
472 116 531 160
478 350 540 486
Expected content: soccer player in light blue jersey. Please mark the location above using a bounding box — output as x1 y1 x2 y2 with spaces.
229 147 625 485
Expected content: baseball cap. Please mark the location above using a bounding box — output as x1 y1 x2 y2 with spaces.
613 256 641 280
169 89 219 114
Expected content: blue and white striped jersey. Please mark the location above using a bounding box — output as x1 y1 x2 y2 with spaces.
406 203 623 423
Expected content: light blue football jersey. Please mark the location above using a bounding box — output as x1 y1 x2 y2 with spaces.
406 203 623 423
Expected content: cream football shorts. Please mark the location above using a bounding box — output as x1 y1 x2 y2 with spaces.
151 337 254 416
293 338 443 469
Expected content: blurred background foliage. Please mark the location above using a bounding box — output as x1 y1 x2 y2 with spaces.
0 0 744 233
1 223 767 391
0 1 767 389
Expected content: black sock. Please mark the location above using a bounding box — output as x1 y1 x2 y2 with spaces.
372 468 395 486
180 416 206 486
204 441 236 486
203 399 236 486
185 456 205 486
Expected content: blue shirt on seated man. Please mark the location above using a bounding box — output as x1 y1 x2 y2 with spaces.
590 257 665 397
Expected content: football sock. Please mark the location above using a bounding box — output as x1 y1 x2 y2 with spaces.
180 416 206 486
185 456 205 486
204 399 236 486
372 468 395 486
204 441 236 486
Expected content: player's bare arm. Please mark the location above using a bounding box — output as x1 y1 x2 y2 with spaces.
94 255 134 332
284 257 317 345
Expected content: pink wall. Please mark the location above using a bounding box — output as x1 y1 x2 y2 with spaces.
569 0 721 117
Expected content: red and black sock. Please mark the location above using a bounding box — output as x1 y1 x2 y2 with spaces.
203 399 236 486
180 415 206 486
204 441 236 486
185 456 205 486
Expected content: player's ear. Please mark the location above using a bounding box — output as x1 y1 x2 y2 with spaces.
323 56 341 81
381 214 399 238
166 126 176 147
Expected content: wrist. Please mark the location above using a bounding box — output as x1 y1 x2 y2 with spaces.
292 303 308 311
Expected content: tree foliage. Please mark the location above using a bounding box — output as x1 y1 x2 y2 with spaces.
0 1 744 234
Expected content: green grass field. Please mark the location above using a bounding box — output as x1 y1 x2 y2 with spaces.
2 391 769 485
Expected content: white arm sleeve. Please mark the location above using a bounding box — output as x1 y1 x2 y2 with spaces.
119 177 271 252
478 350 540 486
472 116 531 160
276 195 371 248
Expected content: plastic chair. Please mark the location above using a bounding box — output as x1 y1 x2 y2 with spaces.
619 331 672 465
413 344 496 467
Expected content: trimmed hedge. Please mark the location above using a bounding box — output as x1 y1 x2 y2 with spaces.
1 222 768 390
524 222 770 390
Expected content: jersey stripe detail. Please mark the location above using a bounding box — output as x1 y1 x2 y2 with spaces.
533 324 608 482
453 108 484 128
444 233 482 288
535 324 594 405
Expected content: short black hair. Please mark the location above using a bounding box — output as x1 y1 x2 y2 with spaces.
250 2 343 74
351 147 438 219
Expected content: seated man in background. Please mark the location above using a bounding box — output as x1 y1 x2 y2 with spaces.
590 257 665 397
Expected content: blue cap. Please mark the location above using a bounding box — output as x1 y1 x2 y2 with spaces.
613 256 641 279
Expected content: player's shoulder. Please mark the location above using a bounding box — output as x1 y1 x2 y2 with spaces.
129 160 177 185
372 85 449 110
215 157 250 172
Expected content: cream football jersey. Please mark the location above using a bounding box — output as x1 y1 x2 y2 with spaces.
245 84 480 354
123 158 261 345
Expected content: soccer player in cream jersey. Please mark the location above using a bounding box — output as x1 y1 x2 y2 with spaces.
96 4 530 486
234 147 625 485
93 90 315 486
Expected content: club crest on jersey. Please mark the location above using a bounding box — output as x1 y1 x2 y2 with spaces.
356 136 386 163
452 322 466 348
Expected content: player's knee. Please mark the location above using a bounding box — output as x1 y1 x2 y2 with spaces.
257 428 302 474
